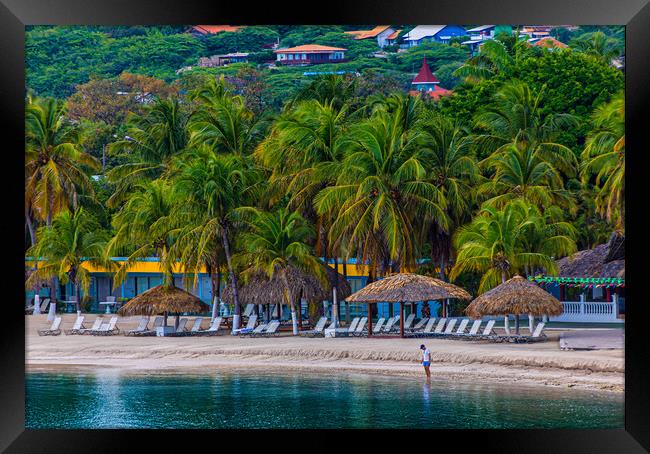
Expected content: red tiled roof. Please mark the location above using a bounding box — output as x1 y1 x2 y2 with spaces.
192 25 242 34
409 85 453 101
534 37 568 48
274 44 347 53
412 57 439 84
386 29 402 40
344 26 392 40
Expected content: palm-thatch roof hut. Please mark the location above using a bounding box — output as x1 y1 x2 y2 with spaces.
346 273 471 337
555 233 625 278
464 275 563 334
118 285 209 327
222 266 351 306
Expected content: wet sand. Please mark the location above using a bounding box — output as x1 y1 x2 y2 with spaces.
26 314 624 393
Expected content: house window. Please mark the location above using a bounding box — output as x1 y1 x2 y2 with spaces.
288 54 293 60
302 53 307 60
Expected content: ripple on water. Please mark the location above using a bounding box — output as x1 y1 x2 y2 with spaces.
26 369 623 429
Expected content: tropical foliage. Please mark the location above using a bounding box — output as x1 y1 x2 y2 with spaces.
25 25 625 326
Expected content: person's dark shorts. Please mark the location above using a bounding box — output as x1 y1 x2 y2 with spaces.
423 361 430 367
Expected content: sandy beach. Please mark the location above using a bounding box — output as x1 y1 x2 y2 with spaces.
26 314 624 393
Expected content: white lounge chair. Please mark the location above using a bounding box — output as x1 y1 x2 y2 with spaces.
77 317 104 335
91 316 120 335
439 318 458 336
403 313 416 331
371 318 386 335
414 318 437 337
498 322 548 343
382 316 398 333
124 316 150 336
454 319 470 335
64 315 86 335
187 318 204 335
408 317 429 334
38 316 62 336
421 318 447 337
254 320 281 337
167 318 189 336
352 317 367 337
242 304 255 318
454 320 482 339
196 317 223 336
232 315 257 335
476 319 496 340
299 317 328 337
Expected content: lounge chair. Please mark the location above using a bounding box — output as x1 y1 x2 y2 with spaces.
186 317 204 335
124 316 150 336
167 318 189 336
232 315 257 335
130 316 164 336
402 313 416 332
452 319 470 336
454 320 482 339
351 317 367 337
496 322 548 343
242 304 255 318
38 316 62 336
413 318 437 338
434 318 457 337
40 298 51 313
408 317 429 334
64 315 86 335
299 317 328 337
371 317 386 335
91 316 120 335
242 322 268 337
196 317 223 336
254 320 282 337
77 317 104 335
381 316 398 333
421 318 447 337
476 319 496 340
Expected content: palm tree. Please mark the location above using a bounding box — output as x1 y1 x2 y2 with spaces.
478 140 576 211
417 113 480 283
288 74 357 111
450 200 568 294
473 80 579 165
580 92 624 232
171 147 261 331
235 208 327 335
188 82 266 157
26 208 112 312
25 96 100 240
106 179 179 288
106 98 189 207
314 107 448 275
571 31 622 64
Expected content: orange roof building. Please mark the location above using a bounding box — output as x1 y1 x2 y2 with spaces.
274 44 347 65
345 26 397 48
533 37 568 49
191 25 243 35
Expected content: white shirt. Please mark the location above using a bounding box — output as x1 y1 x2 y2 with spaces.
422 349 431 362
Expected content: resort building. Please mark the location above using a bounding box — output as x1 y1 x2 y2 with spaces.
385 29 402 46
519 25 553 39
402 25 468 47
198 52 250 67
530 234 625 323
274 45 347 65
344 26 397 48
462 25 515 55
408 57 453 101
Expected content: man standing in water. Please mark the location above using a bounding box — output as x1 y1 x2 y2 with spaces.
420 344 431 379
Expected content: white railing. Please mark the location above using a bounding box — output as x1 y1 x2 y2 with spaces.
550 295 620 323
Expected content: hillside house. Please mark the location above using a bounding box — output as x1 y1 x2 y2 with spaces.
345 26 396 48
402 25 467 47
274 45 346 65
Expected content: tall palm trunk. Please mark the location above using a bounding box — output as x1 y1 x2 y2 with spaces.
220 225 241 331
281 270 298 335
25 209 36 247
501 271 512 335
343 260 349 324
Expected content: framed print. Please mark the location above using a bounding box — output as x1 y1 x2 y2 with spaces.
1 0 649 451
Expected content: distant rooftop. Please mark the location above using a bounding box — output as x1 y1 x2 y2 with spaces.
192 25 243 34
345 25 392 40
274 44 347 53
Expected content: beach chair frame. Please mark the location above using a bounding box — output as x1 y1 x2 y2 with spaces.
64 315 86 335
37 316 62 336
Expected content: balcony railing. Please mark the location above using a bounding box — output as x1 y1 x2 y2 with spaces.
550 295 621 323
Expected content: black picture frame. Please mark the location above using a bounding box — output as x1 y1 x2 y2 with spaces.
2 0 649 451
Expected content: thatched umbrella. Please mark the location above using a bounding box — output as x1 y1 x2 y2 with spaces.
464 275 563 334
118 285 209 330
222 266 350 323
346 273 471 338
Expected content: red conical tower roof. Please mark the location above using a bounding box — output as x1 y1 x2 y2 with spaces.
412 57 439 84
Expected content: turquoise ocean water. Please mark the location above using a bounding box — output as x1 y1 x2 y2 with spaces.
26 369 623 429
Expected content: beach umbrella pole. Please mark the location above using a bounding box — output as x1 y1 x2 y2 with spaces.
528 313 534 334
367 302 372 337
332 287 338 328
211 296 218 321
400 302 405 338
504 314 510 336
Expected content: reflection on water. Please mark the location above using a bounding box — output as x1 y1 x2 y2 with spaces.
26 369 623 429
